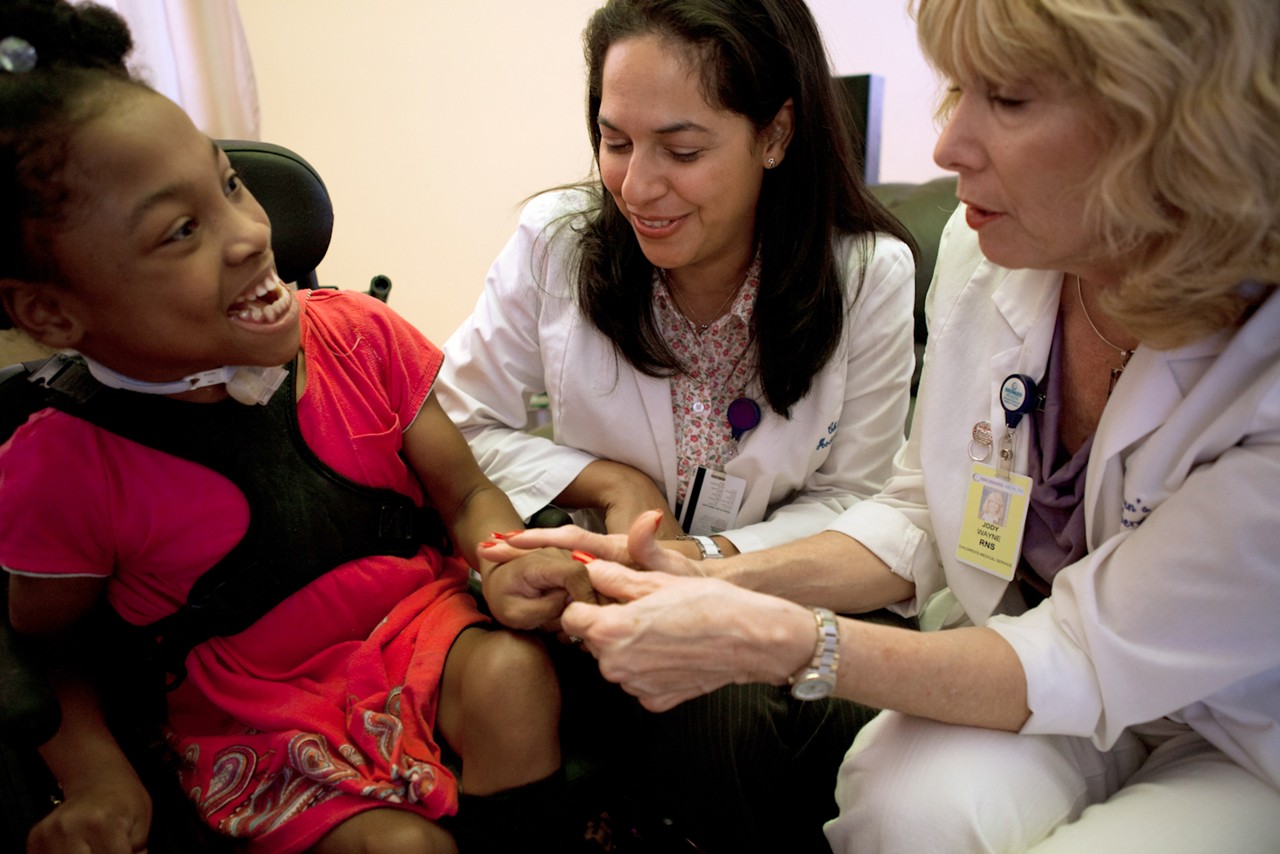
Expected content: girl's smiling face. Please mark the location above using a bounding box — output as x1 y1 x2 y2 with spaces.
36 85 300 383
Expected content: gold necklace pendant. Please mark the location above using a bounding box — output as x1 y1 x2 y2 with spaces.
1108 349 1134 395
666 275 740 335
1076 274 1135 396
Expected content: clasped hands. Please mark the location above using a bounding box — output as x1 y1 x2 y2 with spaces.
477 507 700 632
478 510 813 711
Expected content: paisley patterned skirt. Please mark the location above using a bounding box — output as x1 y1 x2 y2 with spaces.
164 552 484 853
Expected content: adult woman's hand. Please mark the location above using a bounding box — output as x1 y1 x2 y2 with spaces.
559 558 813 712
479 509 711 577
554 460 685 536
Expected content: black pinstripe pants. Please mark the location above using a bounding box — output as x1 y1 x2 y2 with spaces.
556 610 910 853
636 681 876 853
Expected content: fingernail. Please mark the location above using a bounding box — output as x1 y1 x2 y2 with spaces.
571 550 596 564
501 530 524 538
479 541 497 549
490 532 508 540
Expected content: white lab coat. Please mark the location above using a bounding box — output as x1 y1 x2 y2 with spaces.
830 206 1280 788
438 189 916 552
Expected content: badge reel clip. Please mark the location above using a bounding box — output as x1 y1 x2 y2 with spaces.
727 397 761 441
996 373 1040 477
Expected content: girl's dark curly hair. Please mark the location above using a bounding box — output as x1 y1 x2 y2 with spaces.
1 0 145 326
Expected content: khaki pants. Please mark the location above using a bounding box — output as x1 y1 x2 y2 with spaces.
826 710 1280 853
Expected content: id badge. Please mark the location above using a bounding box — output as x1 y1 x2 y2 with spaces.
679 466 746 536
955 462 1031 581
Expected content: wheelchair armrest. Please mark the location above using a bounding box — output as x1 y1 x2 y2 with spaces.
0 584 61 747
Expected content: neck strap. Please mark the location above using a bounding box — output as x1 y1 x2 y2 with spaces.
78 354 287 405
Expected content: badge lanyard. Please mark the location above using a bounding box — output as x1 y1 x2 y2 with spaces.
676 348 758 536
954 373 1041 581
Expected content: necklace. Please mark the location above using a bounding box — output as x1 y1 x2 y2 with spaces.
1075 274 1134 394
665 275 740 334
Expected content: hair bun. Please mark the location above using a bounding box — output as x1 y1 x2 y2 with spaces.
2 0 132 73
68 2 132 70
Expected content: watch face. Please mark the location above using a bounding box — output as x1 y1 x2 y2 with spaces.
791 673 834 701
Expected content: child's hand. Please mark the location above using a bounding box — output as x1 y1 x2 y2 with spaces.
27 760 152 854
478 547 599 631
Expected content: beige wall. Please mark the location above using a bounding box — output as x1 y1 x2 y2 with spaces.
238 1 944 345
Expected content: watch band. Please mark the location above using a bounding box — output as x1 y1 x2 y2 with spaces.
685 534 724 560
789 607 839 700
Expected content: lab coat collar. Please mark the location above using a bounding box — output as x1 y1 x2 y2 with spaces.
1084 291 1275 541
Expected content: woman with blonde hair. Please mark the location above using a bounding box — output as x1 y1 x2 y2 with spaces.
486 0 1280 849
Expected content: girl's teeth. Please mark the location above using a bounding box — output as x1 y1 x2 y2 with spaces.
230 276 289 323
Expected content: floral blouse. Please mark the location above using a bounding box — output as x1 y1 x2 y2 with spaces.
652 256 761 510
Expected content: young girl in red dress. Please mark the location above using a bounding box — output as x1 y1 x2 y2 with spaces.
0 3 587 851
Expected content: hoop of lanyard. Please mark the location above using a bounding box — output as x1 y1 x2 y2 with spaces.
997 373 1040 477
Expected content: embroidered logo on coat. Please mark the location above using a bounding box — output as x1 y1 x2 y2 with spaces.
1121 496 1152 529
816 421 838 451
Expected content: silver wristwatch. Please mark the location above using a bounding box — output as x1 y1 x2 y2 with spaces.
789 607 839 700
683 534 724 560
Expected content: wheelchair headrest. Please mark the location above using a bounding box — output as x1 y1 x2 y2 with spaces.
219 140 334 289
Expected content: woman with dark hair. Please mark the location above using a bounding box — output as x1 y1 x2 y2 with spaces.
440 0 914 616
438 0 916 848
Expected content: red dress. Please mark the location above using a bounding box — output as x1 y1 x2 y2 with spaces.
0 289 485 852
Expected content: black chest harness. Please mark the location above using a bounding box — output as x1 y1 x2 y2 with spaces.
0 354 450 686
